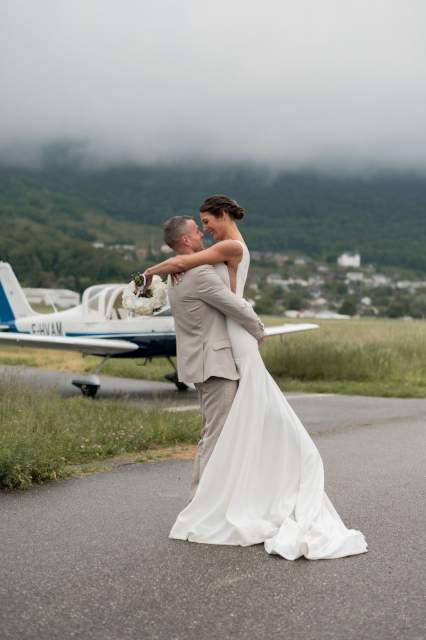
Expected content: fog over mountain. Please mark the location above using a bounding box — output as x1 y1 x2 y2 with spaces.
1 1 426 173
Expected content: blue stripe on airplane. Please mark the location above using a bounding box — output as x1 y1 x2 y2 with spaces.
67 332 175 338
2 328 175 340
0 284 15 323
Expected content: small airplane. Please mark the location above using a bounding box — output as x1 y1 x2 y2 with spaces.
0 261 318 397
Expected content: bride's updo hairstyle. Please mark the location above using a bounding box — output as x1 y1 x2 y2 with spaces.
200 195 246 220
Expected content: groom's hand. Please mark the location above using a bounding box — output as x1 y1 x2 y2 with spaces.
257 334 267 346
171 272 185 285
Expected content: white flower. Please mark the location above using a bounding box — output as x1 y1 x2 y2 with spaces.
122 275 168 315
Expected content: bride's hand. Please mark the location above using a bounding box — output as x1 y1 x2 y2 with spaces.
257 335 267 346
142 272 154 291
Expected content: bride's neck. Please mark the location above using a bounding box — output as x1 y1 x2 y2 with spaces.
218 221 243 242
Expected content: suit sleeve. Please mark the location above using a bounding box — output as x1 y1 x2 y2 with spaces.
191 266 265 340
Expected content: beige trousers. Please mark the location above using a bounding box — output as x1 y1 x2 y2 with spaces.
191 376 238 499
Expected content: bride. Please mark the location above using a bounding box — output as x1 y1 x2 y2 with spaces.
144 194 367 560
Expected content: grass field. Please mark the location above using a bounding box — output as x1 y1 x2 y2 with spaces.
2 317 425 490
261 317 426 398
1 317 426 397
0 376 200 490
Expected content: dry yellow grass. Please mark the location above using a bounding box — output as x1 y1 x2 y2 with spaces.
65 443 197 478
0 345 87 371
0 345 170 380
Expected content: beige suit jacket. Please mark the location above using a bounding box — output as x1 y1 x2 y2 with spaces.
168 265 265 385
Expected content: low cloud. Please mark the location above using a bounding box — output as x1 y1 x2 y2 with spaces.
1 0 426 173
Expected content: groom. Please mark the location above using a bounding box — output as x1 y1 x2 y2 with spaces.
163 215 266 499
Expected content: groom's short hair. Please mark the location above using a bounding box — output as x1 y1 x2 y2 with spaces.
163 216 194 249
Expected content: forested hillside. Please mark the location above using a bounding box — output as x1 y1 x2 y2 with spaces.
1 161 426 289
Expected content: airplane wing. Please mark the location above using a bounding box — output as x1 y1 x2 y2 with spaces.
264 323 319 337
0 323 318 356
0 333 138 356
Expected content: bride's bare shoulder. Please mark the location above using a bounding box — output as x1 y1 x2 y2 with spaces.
214 239 244 257
192 240 243 264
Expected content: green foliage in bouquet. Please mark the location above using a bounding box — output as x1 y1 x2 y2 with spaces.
131 272 153 297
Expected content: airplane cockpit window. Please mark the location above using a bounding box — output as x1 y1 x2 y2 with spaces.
87 293 102 313
105 286 128 320
82 283 171 319
83 284 131 319
82 285 114 316
103 287 117 318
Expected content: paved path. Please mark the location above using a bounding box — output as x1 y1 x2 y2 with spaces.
1 389 425 640
0 364 187 408
2 362 426 420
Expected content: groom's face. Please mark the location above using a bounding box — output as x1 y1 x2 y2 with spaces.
184 220 204 252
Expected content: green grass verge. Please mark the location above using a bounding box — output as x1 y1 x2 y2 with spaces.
0 378 200 491
260 318 426 398
1 318 426 397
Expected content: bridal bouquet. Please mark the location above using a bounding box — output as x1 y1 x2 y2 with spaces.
122 273 168 315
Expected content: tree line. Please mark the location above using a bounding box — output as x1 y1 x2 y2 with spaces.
1 163 426 289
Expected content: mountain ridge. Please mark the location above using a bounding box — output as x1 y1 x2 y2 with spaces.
1 165 426 288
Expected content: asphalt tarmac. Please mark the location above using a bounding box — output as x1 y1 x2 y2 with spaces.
0 366 425 639
0 364 185 408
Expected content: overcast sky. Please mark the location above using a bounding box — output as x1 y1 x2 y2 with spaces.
1 0 426 172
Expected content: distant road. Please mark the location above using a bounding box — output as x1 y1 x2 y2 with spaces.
0 363 193 409
0 382 425 640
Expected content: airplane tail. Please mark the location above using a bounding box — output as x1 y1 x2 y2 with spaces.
0 262 34 323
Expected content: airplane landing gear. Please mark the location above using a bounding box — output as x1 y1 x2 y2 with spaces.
166 357 188 392
71 355 189 397
81 384 99 398
71 356 109 398
72 376 101 398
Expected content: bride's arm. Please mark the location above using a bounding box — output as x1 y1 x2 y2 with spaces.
143 240 243 276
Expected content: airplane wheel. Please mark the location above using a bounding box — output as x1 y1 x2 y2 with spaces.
80 384 99 398
165 371 188 392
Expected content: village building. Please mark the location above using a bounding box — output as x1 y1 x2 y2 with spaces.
337 252 361 268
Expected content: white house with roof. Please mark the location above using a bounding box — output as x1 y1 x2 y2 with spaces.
337 252 361 268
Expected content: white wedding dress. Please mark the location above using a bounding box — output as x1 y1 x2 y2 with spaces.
170 242 367 560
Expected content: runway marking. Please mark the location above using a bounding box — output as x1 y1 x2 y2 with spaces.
164 393 333 412
165 405 199 412
286 393 335 400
